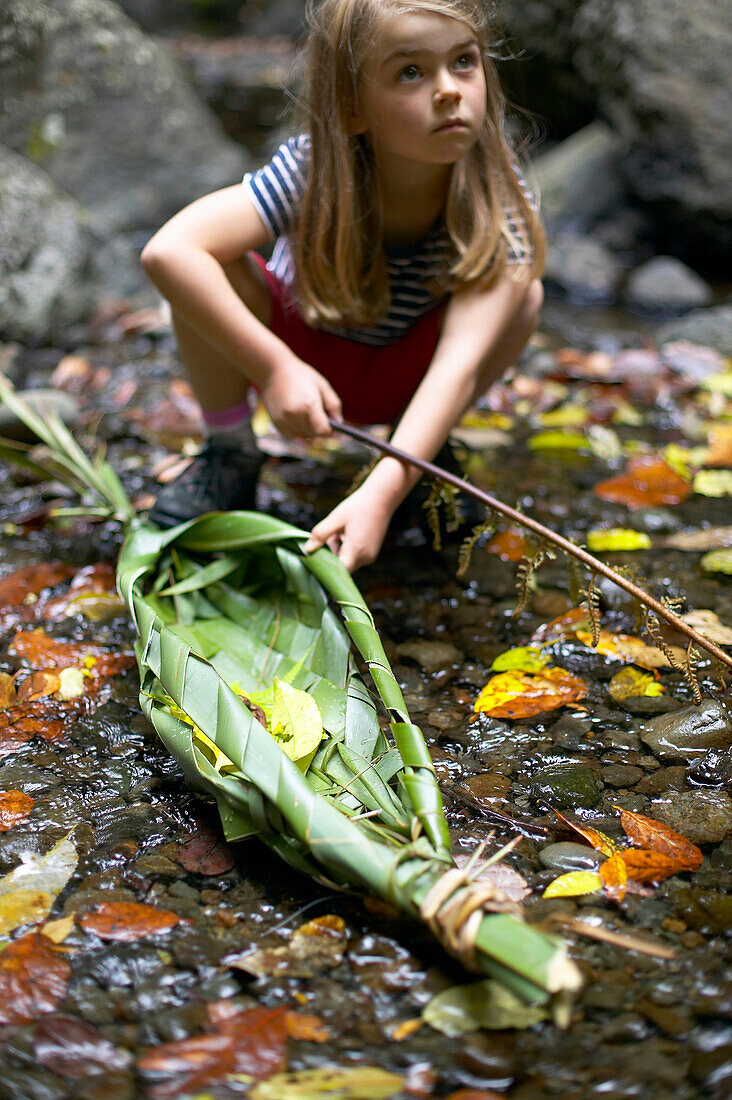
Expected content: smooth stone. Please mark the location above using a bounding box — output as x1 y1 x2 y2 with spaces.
636 766 687 796
539 841 603 873
639 700 732 762
529 762 602 810
658 305 732 357
687 748 732 789
624 256 713 317
651 790 732 845
668 883 732 936
462 772 511 805
544 232 624 304
395 638 463 673
600 764 644 788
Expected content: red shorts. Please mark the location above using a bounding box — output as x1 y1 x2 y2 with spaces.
251 252 445 425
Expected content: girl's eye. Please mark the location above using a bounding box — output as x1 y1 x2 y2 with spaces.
397 64 421 82
454 51 477 71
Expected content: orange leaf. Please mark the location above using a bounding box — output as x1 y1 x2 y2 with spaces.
0 704 69 752
594 455 690 509
553 809 619 857
0 672 18 710
474 667 586 719
600 853 628 901
0 789 35 830
285 1010 330 1043
615 807 703 871
79 901 183 941
485 527 530 562
618 848 679 885
575 630 685 669
0 932 71 1025
531 607 590 644
10 630 134 679
16 670 62 702
0 563 76 610
139 1003 289 1097
706 424 732 467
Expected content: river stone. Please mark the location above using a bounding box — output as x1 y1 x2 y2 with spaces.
687 749 732 790
0 145 146 344
544 233 624 304
529 761 602 809
574 0 732 266
639 701 732 763
624 257 714 317
0 0 248 233
651 791 732 845
658 307 732 358
539 841 603 872
395 638 463 673
533 122 627 233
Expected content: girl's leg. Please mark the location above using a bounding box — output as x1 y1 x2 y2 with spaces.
148 254 271 528
468 278 544 407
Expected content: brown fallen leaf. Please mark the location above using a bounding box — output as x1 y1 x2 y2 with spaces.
171 824 235 876
618 848 680 885
16 670 62 702
0 789 35 830
660 526 732 551
594 455 690 509
285 1010 330 1043
574 630 686 670
10 630 134 680
0 672 18 710
0 562 76 610
600 852 629 902
615 806 703 871
553 809 619 858
139 1003 290 1099
0 931 71 1024
678 609 732 646
705 424 732 467
474 667 586 719
79 901 184 941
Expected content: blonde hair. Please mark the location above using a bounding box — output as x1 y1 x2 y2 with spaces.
294 0 545 327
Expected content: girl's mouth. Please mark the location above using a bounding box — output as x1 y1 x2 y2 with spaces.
435 119 467 132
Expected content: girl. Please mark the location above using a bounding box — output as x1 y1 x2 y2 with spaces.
141 0 544 572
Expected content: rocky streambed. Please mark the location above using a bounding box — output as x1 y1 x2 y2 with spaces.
0 318 730 1098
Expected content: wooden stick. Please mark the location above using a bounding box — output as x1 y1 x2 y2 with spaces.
329 419 732 672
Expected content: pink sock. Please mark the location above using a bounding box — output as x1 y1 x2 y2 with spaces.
203 402 256 450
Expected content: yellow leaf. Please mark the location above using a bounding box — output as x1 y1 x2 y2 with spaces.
608 667 665 702
586 528 652 552
528 431 588 451
701 548 732 574
250 1066 406 1100
702 371 732 395
41 913 76 944
540 405 589 428
474 667 586 719
543 871 603 898
460 410 513 430
693 470 732 497
575 630 685 669
491 646 550 673
680 609 732 645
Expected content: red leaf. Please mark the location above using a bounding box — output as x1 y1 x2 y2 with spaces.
0 932 71 1024
10 629 134 679
0 789 35 830
615 806 703 871
33 1016 132 1079
79 901 183 941
139 1004 290 1098
594 455 690 509
171 824 234 876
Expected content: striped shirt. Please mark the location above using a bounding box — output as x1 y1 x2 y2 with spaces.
243 135 533 347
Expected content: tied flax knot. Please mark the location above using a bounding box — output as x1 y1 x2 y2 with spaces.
420 864 523 972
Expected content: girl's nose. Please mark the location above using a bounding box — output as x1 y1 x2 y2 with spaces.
434 72 461 103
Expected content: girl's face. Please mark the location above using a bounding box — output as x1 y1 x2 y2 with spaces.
352 10 487 172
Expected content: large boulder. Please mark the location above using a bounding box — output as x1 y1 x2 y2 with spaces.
0 0 249 233
0 144 147 345
573 0 732 268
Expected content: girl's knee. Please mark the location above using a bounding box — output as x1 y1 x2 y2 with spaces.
521 278 543 331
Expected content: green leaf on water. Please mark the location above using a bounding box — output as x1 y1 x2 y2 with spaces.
543 871 603 899
0 832 77 935
528 431 588 451
693 470 732 498
250 1066 405 1100
491 646 549 673
700 548 732 575
586 528 652 552
423 978 550 1035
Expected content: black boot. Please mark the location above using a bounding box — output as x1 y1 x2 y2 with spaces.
147 441 265 529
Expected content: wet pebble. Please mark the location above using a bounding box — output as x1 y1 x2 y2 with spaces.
539 841 603 872
600 764 643 788
529 761 602 810
651 790 732 845
687 748 732 789
636 765 687 796
458 1032 516 1089
639 700 732 762
395 638 463 673
461 772 511 805
667 883 732 936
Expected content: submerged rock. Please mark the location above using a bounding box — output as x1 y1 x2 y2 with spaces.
639 701 732 763
529 761 602 809
624 257 713 318
651 791 732 845
539 841 603 872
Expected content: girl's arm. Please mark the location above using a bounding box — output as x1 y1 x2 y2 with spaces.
305 270 537 570
140 186 341 436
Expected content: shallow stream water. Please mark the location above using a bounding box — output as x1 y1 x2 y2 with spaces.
0 317 730 1097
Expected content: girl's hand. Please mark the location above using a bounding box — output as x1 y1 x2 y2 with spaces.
304 486 393 572
261 354 342 438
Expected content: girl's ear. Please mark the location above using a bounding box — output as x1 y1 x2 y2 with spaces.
346 108 367 135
